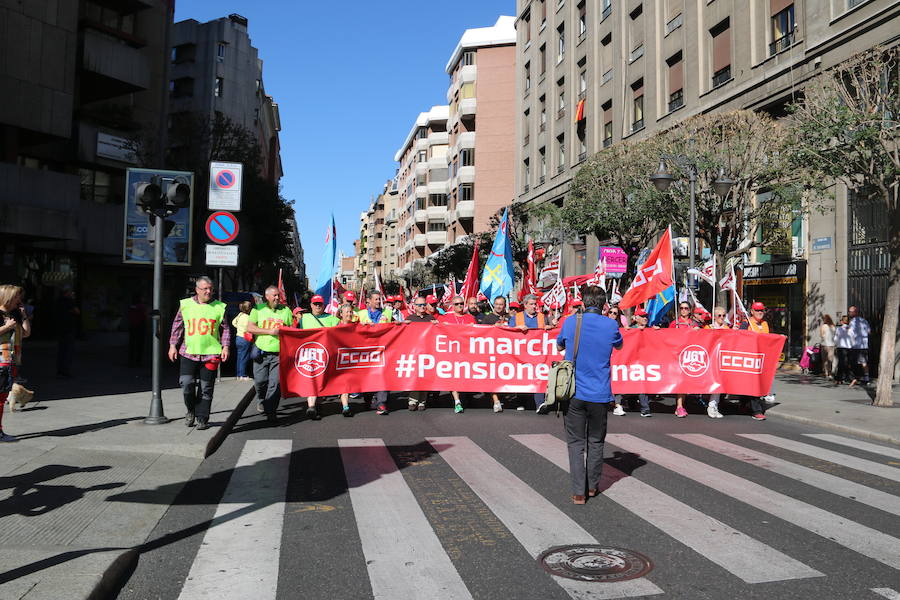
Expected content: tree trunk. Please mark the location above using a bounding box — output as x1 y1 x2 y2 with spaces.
874 229 899 407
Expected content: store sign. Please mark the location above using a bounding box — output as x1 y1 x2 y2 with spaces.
97 132 137 163
742 261 805 281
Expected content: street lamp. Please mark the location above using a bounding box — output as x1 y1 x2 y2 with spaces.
650 158 734 284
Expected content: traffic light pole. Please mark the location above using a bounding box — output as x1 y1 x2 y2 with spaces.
145 212 169 424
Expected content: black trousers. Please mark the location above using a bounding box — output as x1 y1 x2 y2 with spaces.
564 398 609 496
179 358 217 420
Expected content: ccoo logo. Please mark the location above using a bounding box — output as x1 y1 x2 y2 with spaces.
294 342 329 378
678 345 710 377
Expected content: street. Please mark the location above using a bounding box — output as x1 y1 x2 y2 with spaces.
117 395 900 600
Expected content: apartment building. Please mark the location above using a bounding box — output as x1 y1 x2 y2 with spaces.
0 0 170 334
514 0 899 362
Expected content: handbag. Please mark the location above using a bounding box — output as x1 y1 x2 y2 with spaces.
545 312 583 411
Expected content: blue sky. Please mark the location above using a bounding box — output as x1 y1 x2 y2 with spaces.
175 0 514 285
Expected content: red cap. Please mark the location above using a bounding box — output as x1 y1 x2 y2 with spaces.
390 295 400 302
571 300 583 307
310 294 324 304
509 301 521 309
549 302 560 310
634 308 648 317
693 307 706 315
426 294 438 304
343 291 356 301
751 301 766 311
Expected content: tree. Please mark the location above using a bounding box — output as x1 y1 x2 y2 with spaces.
788 46 899 406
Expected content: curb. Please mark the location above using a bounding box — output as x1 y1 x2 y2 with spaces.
88 548 139 600
204 385 256 458
765 410 900 447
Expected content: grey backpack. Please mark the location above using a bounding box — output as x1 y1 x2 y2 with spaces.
545 313 583 410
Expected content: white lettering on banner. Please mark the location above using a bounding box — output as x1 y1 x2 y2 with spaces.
469 333 560 356
294 342 329 378
412 353 551 381
611 364 662 382
719 350 765 374
434 335 461 354
337 346 385 370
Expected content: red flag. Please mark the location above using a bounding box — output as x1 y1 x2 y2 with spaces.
441 279 454 309
460 240 480 301
575 98 585 122
519 239 538 301
618 228 674 309
325 278 342 316
277 269 287 305
357 285 366 310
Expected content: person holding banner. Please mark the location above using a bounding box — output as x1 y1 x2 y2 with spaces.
439 296 477 413
405 296 436 411
669 300 703 417
332 304 359 417
391 296 408 321
627 308 653 417
703 307 731 418
557 285 623 505
357 291 392 414
300 295 340 420
739 301 774 419
246 286 295 424
510 294 553 413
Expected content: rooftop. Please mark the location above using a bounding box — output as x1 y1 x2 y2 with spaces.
445 15 516 74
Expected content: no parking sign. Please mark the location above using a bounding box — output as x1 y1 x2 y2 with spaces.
208 161 243 210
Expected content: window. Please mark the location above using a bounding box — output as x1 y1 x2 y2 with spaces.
460 148 474 167
523 158 531 191
539 147 547 184
577 128 587 162
461 82 476 99
602 0 611 19
557 134 565 172
579 69 587 99
601 33 613 83
665 12 683 35
216 42 226 61
631 79 644 131
541 0 547 23
710 19 731 87
557 79 566 118
540 44 547 75
460 184 474 201
557 24 565 62
630 44 644 62
429 194 448 207
418 150 427 163
524 62 531 92
417 127 428 139
462 50 476 66
667 51 684 111
523 109 530 145
540 95 547 131
602 101 613 147
629 4 643 19
524 13 532 44
214 77 224 97
79 169 114 204
578 2 587 40
428 221 447 232
770 3 795 55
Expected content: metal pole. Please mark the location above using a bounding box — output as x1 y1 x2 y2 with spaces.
145 213 168 424
217 267 223 381
688 167 697 288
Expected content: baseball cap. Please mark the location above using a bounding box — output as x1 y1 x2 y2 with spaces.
310 294 324 304
751 301 766 311
571 300 584 307
426 294 438 304
693 307 706 315
634 308 648 317
509 301 521 309
343 291 356 301
549 302 560 310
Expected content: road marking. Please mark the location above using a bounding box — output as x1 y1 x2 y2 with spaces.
672 434 900 517
803 434 900 461
178 440 291 600
338 438 473 600
608 434 900 571
428 436 663 599
512 434 822 584
872 588 900 599
739 434 900 483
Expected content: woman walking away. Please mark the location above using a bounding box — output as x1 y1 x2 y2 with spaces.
819 314 835 380
0 284 32 442
232 301 253 381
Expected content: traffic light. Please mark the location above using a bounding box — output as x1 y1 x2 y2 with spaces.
135 175 191 216
165 179 191 211
134 178 162 212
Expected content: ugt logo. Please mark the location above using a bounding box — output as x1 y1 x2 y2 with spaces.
679 345 709 377
294 342 329 378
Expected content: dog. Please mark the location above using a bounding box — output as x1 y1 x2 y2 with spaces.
7 383 34 411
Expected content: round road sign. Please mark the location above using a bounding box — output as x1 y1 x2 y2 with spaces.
215 169 237 189
205 211 239 244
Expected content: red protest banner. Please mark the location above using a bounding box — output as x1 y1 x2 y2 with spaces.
278 324 784 398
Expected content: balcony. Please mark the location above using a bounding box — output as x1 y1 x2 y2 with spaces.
457 131 476 151
428 131 449 146
458 165 476 184
712 66 732 88
769 31 795 56
414 234 427 247
416 162 428 177
415 186 427 199
460 98 477 117
81 28 150 101
427 205 449 221
427 180 450 195
415 209 427 223
460 64 477 84
457 200 475 219
416 138 429 152
427 231 448 245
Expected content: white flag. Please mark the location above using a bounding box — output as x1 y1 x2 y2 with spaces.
688 255 716 287
719 263 737 291
539 251 561 282
609 279 622 304
587 256 607 290
544 275 567 307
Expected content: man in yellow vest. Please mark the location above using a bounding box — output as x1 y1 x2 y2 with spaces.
356 290 392 414
168 276 230 430
246 285 295 424
300 294 341 419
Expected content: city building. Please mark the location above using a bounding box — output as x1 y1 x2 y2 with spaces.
513 0 899 364
0 0 170 333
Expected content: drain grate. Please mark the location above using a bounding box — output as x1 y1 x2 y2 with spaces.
537 545 653 582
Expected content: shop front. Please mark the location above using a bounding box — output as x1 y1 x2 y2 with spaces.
742 260 806 360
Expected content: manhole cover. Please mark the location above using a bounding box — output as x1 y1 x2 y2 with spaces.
537 545 653 582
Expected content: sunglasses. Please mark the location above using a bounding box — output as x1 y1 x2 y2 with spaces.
453 302 464 305
715 313 726 318
680 306 690 310
608 311 619 315
312 302 323 305
414 303 426 307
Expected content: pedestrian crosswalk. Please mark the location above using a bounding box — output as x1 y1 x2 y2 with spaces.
170 432 900 599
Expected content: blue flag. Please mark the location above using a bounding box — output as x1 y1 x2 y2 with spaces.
480 208 515 301
645 284 675 326
313 214 337 305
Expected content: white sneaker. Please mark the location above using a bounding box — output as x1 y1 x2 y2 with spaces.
715 409 724 419
516 406 526 411
707 405 718 419
0 432 18 442
613 404 626 416
493 402 503 413
763 394 776 404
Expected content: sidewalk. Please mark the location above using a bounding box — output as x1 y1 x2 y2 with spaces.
0 333 253 600
763 371 900 446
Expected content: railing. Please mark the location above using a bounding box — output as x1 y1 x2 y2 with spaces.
603 137 612 148
632 119 644 132
629 45 644 63
769 31 795 55
668 90 684 112
578 151 587 162
712 66 731 88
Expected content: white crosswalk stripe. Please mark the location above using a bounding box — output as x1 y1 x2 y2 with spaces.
428 436 665 599
803 434 900 460
672 434 900 517
739 434 900 483
178 439 292 600
512 433 824 584
338 438 474 600
608 433 900 571
872 588 900 599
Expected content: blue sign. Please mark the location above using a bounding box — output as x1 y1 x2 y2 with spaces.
206 211 240 244
123 168 194 265
812 237 832 251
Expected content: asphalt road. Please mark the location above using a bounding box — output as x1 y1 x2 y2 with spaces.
117 394 900 600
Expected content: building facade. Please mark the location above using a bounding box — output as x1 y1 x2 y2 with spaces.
514 0 899 364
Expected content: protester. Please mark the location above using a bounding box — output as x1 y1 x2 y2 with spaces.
606 306 627 417
391 296 408 321
834 314 853 384
56 286 79 378
466 297 483 323
405 297 436 411
231 300 253 381
819 314 836 380
246 285 295 424
167 276 230 430
704 307 730 418
739 301 772 420
478 295 511 412
300 295 341 419
669 300 703 417
614 307 652 418
342 291 357 309
511 294 552 413
127 293 148 367
357 291 392 414
439 295 477 414
557 285 622 504
425 294 444 316
0 284 31 442
508 301 522 315
334 304 359 416
847 305 871 387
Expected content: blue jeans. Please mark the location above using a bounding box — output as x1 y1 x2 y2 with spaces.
235 336 251 377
